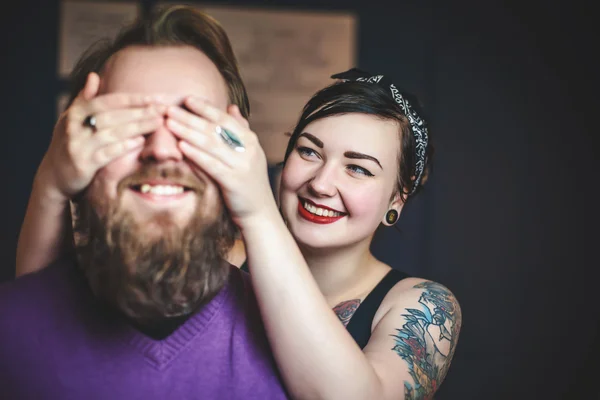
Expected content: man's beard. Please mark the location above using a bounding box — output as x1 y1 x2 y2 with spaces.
72 164 237 323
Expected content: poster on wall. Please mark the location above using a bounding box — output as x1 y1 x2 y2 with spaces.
158 4 357 163
58 1 140 78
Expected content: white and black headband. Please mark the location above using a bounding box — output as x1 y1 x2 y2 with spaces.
331 68 429 195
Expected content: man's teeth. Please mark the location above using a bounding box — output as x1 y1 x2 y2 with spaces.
140 184 184 195
303 201 341 217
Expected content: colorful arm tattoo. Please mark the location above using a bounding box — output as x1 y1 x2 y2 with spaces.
391 282 462 399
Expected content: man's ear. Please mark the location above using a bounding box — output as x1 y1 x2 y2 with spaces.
381 192 405 226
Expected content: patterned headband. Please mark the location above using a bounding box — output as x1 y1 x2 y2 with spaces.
330 68 429 195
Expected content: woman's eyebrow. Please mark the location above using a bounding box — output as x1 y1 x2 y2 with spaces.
344 151 383 170
298 132 324 148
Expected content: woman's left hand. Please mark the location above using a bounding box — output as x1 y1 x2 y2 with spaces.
166 96 277 226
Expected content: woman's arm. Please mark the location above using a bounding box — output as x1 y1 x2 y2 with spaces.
241 215 462 399
362 279 462 399
168 98 462 400
15 165 72 277
241 212 387 399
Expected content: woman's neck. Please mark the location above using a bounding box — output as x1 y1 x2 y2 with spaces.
300 238 378 301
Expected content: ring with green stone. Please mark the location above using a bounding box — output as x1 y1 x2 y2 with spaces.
215 125 245 153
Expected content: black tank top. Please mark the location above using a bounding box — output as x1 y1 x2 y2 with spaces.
239 261 409 349
346 269 409 349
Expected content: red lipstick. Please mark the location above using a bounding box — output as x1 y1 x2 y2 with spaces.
297 198 345 224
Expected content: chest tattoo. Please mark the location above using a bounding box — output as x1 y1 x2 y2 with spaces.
333 299 362 327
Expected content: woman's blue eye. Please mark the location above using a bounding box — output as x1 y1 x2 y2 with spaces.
296 146 317 157
347 165 374 177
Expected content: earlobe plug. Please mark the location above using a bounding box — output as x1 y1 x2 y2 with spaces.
385 209 399 225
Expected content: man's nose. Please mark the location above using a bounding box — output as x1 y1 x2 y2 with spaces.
139 123 183 163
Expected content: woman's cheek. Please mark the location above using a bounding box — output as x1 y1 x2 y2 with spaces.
343 186 387 220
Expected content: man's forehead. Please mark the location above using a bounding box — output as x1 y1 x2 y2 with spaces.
99 45 229 107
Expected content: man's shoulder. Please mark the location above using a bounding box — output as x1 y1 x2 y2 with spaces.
0 258 80 314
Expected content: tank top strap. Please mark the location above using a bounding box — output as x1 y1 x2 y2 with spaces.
346 269 410 349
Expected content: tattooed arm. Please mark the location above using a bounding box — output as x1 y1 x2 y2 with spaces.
364 278 462 399
242 206 461 400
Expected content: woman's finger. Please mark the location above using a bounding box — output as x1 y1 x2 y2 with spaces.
90 117 163 147
181 98 259 155
90 93 164 113
166 105 213 134
179 141 232 186
82 73 100 101
69 73 100 109
167 118 239 169
69 73 165 125
165 117 211 147
166 105 236 154
92 104 166 131
183 97 247 139
228 104 250 129
91 136 146 167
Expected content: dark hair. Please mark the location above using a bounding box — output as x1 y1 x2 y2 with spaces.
283 81 433 202
67 5 249 118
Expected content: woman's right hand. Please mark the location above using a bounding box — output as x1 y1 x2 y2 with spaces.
37 72 166 202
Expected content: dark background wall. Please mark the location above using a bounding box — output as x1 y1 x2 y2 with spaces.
1 0 596 399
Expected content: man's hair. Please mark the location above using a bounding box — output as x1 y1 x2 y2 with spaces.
67 5 249 118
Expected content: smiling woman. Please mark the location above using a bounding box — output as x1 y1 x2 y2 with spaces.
227 69 460 399
222 69 460 399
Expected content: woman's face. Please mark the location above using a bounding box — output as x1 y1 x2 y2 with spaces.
279 113 403 251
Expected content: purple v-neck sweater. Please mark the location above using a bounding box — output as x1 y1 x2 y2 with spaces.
0 259 288 400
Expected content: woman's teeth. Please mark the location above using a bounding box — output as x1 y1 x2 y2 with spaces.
303 201 341 217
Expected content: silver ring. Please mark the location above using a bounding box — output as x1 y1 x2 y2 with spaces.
215 125 245 153
83 114 97 132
